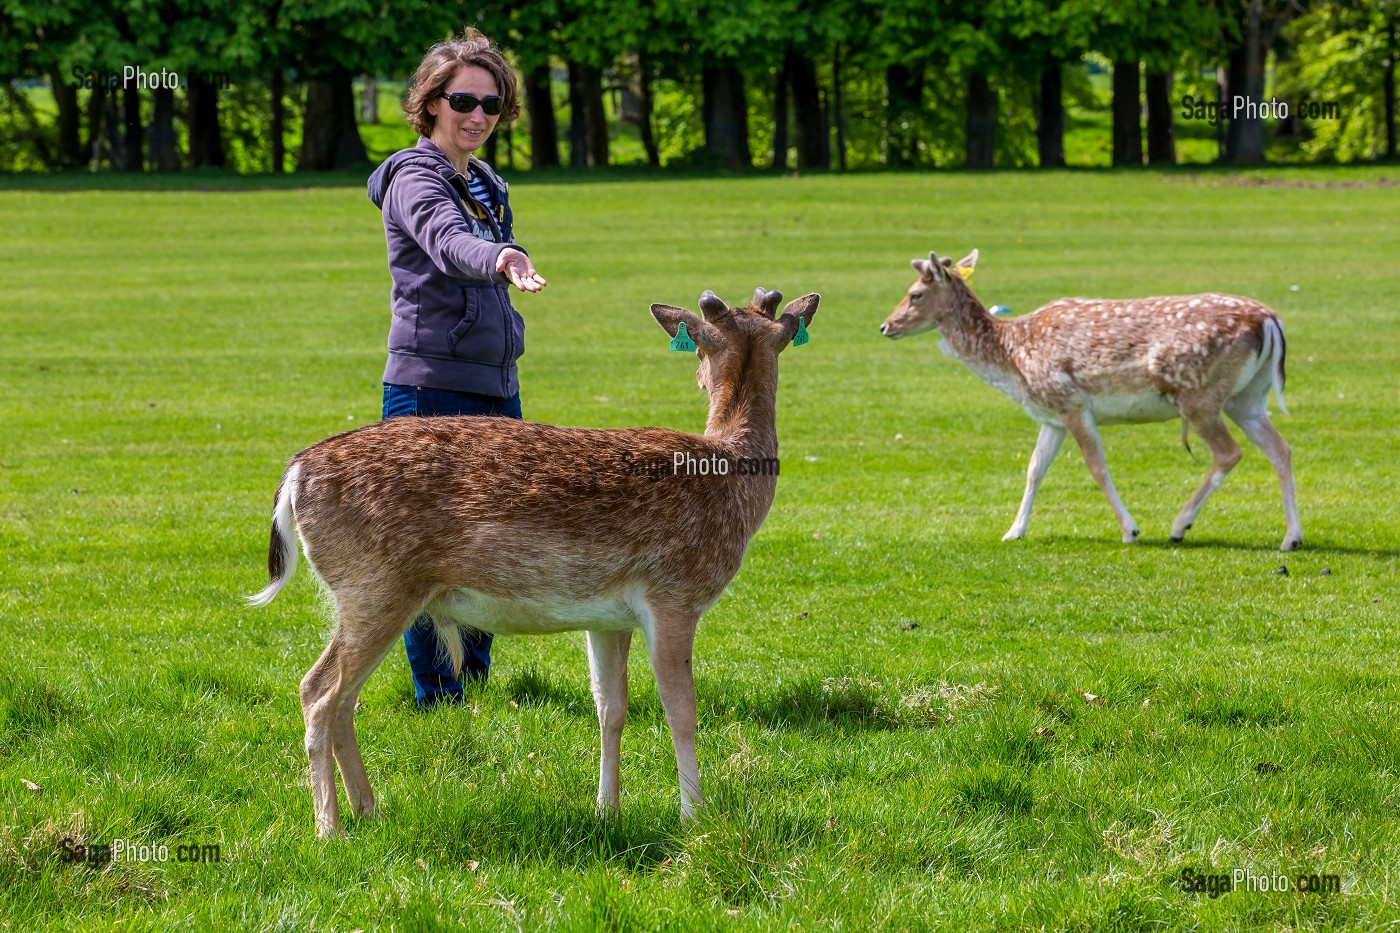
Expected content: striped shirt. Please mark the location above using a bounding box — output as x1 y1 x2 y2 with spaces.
466 166 495 215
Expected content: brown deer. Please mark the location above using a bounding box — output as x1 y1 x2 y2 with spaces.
248 288 818 837
881 249 1300 550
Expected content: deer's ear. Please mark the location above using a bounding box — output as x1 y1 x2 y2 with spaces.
777 293 819 346
954 249 979 274
650 304 705 340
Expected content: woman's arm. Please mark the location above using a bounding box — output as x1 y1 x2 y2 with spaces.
387 164 522 283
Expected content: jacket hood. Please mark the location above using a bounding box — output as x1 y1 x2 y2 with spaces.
367 138 506 209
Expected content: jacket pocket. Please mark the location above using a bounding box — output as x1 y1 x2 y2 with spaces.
446 287 480 355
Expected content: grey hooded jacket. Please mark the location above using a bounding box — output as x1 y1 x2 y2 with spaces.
367 138 526 397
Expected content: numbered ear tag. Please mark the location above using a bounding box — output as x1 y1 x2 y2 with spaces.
793 315 810 347
670 321 696 352
956 266 974 281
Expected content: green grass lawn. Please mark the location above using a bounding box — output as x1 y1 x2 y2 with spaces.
1 164 1398 930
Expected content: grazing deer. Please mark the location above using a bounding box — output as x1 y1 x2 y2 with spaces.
880 249 1300 550
248 287 818 837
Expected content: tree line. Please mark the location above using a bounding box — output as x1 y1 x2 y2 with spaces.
2 0 1395 174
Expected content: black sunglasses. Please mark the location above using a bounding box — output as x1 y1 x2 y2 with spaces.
437 92 503 116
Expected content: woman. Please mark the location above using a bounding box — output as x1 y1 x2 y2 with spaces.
366 29 546 707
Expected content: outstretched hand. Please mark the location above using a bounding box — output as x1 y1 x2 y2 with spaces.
496 247 547 293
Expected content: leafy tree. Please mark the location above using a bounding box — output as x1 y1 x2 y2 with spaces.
1277 0 1399 161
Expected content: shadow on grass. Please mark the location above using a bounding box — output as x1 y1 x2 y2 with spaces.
431 796 681 872
1135 537 1400 559
466 667 918 734
701 673 917 733
1031 533 1398 559
0 668 83 748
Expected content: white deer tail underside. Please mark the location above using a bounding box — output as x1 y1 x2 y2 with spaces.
432 616 465 678
1262 317 1289 416
245 462 302 608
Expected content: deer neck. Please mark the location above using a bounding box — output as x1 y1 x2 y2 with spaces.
936 291 1014 374
702 351 781 528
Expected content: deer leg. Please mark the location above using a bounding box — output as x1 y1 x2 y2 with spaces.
586 629 632 814
1004 423 1067 541
644 609 702 819
1170 411 1243 543
1226 401 1302 550
1061 410 1139 543
301 637 344 838
332 627 407 821
302 593 419 837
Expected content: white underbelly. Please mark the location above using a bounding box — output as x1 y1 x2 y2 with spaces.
1088 392 1180 425
425 589 643 636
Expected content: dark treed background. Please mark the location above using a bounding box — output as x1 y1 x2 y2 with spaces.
1 0 1395 175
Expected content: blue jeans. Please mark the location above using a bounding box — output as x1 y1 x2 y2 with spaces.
381 383 522 706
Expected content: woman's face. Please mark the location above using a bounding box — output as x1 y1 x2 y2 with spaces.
428 65 501 160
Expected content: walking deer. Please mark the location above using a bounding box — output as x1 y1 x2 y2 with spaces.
880 249 1300 550
248 288 818 837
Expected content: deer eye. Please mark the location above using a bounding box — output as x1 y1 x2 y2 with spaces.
910 291 925 301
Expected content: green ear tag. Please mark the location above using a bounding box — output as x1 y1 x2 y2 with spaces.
670 321 696 352
793 315 810 347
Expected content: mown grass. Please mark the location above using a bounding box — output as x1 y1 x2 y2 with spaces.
0 164 1397 930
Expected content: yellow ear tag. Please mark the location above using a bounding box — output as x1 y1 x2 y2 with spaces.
956 265 975 282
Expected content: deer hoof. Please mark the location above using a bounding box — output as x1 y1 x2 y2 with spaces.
1169 535 1184 543
1281 537 1302 552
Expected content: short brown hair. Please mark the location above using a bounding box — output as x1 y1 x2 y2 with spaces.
403 29 521 138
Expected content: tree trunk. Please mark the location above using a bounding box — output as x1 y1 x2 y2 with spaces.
105 94 124 170
1272 40 1297 139
886 63 923 167
299 73 367 171
965 72 997 169
1145 68 1175 165
831 47 843 170
581 65 608 167
636 52 659 167
1037 58 1064 168
188 74 226 168
702 62 751 170
566 61 588 167
148 86 179 171
771 58 789 170
788 50 824 170
49 70 83 167
270 69 286 173
123 83 143 171
360 75 378 124
1111 59 1142 166
523 64 559 169
1230 0 1267 164
86 82 107 168
484 134 498 164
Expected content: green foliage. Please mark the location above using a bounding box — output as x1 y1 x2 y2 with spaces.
1276 1 1398 163
3 1 1396 173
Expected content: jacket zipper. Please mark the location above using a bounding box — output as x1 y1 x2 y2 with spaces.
454 169 517 392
